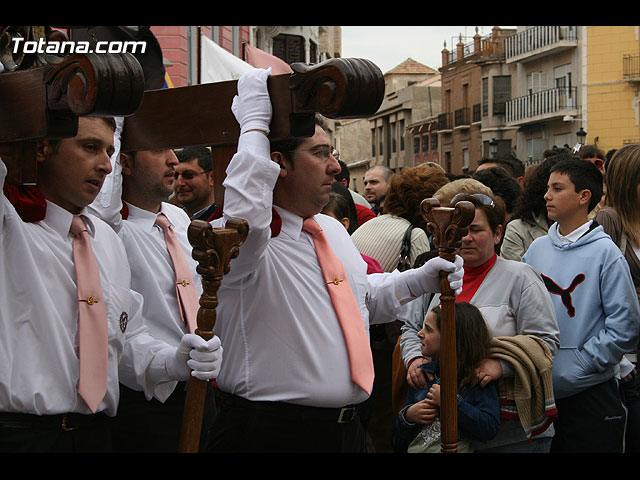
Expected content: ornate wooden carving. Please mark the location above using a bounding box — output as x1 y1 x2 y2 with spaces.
43 52 144 118
420 197 475 453
0 26 145 185
289 58 385 119
178 217 249 453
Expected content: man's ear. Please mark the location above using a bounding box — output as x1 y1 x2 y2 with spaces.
270 151 290 179
579 188 592 207
36 140 51 164
120 152 134 175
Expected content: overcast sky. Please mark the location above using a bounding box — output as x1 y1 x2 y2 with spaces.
340 26 514 73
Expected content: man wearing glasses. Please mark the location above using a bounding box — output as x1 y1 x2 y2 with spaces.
174 146 218 221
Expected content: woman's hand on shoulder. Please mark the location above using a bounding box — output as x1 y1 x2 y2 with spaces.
474 358 503 387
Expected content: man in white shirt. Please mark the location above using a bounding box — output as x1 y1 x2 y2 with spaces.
206 68 464 453
88 119 220 452
0 116 221 453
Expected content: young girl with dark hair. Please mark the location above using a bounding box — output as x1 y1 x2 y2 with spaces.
393 302 500 453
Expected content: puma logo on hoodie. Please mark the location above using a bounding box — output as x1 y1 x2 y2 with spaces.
540 273 585 317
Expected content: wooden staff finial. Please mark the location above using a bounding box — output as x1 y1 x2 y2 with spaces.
177 217 249 453
420 197 475 453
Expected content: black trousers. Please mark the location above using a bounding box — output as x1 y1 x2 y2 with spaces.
110 381 216 453
551 377 627 453
622 372 640 453
206 393 367 453
0 412 111 453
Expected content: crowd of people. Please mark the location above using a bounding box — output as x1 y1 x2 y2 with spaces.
1 67 639 454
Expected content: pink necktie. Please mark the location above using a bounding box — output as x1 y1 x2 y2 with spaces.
302 217 374 394
70 215 108 413
155 213 199 334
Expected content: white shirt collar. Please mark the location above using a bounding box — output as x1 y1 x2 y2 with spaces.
44 200 96 239
125 201 172 232
557 220 593 244
273 205 305 241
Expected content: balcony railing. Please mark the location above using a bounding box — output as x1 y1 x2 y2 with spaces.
506 86 578 124
472 104 482 123
438 112 452 131
505 26 577 61
623 53 640 79
454 108 470 127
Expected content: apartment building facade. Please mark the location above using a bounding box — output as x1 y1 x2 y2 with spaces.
438 26 517 174
583 26 640 152
335 58 441 193
504 26 583 165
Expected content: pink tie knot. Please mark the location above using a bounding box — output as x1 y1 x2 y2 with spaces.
70 215 87 236
155 213 171 230
302 217 322 236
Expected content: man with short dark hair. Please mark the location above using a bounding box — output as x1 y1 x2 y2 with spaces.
477 153 525 189
206 68 464 453
174 146 217 220
88 119 222 452
0 116 220 453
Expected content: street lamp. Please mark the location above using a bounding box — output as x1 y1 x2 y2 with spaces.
577 127 587 145
489 138 498 158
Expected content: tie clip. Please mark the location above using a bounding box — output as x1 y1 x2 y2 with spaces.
327 277 343 286
79 296 99 305
178 280 190 287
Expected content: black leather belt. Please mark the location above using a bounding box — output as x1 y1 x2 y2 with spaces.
0 412 108 431
222 393 361 424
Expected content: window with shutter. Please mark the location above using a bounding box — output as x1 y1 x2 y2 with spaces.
493 75 511 116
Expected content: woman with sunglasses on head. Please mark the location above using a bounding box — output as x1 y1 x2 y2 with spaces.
400 189 560 453
594 144 640 453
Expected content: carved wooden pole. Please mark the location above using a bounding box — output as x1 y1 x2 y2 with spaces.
178 217 248 453
420 198 475 453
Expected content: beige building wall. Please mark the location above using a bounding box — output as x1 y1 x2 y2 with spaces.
585 26 640 152
334 58 440 191
334 118 372 194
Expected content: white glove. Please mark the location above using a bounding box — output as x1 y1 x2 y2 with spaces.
166 334 223 381
404 255 464 297
231 67 272 135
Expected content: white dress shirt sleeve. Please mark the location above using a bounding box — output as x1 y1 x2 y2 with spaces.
87 140 124 233
213 131 280 285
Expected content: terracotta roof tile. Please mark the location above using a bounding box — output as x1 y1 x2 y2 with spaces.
385 58 437 75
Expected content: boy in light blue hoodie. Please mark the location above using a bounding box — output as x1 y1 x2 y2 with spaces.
523 157 640 453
